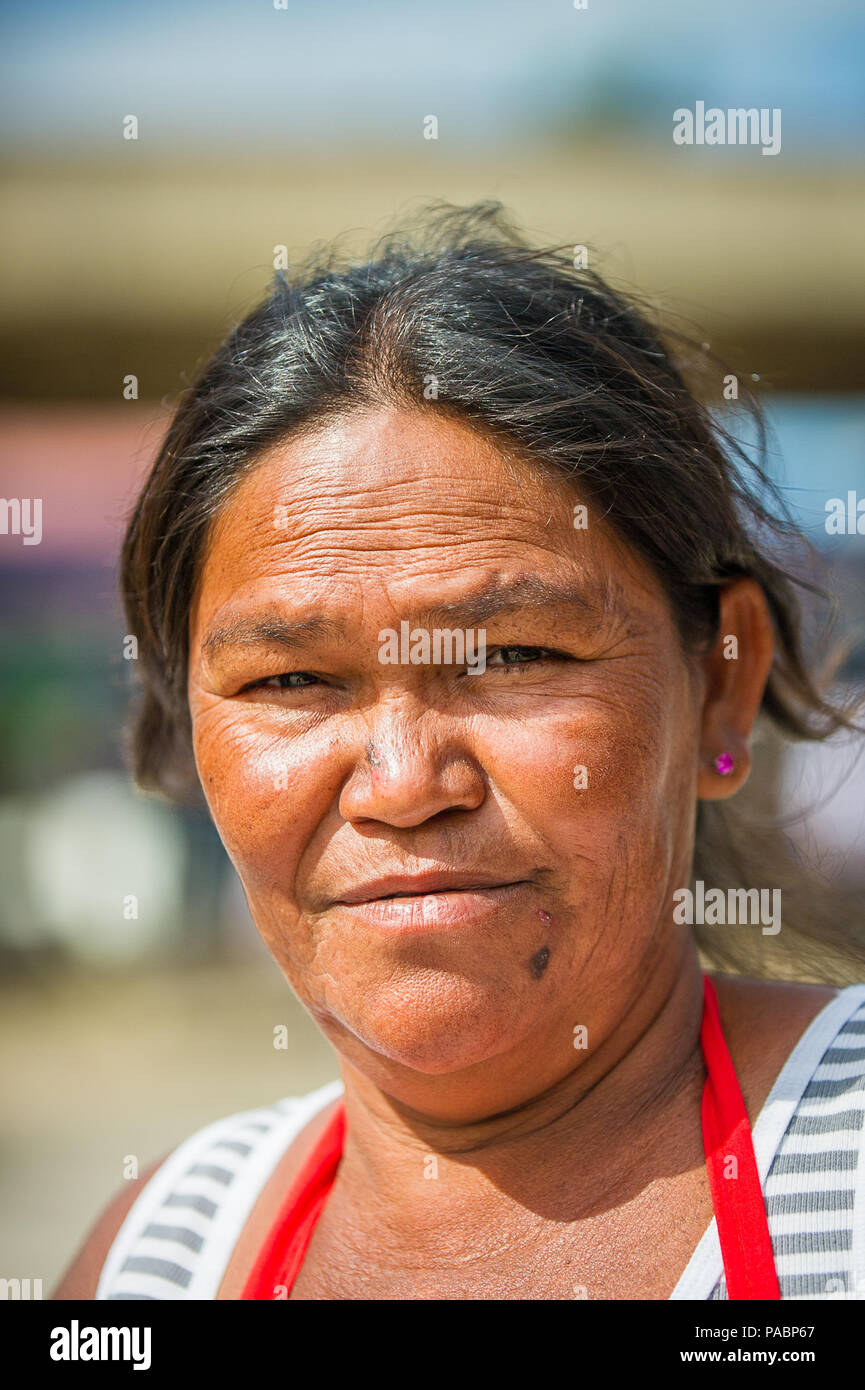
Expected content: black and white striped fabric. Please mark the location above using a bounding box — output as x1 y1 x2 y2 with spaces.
97 986 865 1300
96 1081 344 1300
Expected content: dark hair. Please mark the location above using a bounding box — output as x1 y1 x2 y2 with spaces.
120 199 865 982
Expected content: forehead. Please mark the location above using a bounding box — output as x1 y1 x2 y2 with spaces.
190 406 661 631
218 407 571 537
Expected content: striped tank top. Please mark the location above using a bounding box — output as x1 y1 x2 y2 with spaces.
96 984 865 1301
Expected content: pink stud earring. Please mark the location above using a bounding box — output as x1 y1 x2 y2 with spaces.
714 752 734 776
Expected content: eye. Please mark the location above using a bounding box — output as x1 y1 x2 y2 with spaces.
241 671 322 692
487 645 560 670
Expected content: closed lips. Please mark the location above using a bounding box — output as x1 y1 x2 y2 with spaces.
335 874 530 905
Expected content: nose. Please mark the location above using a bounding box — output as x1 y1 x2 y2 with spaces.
338 709 486 829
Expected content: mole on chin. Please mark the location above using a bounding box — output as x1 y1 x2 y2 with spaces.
529 945 550 980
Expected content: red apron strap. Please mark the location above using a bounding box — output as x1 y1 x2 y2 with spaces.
700 974 780 1300
240 1103 345 1300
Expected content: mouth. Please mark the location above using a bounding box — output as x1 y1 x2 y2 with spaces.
334 872 531 906
331 874 534 934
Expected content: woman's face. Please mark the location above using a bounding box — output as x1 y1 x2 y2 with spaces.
187 407 706 1103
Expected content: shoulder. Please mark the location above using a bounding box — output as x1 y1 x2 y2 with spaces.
709 973 843 1029
707 972 865 1125
52 1080 344 1302
52 1154 168 1300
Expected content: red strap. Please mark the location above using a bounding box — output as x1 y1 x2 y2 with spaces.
700 975 780 1299
243 977 779 1300
240 1103 345 1300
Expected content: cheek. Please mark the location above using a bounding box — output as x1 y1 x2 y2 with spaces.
486 684 691 867
192 702 330 889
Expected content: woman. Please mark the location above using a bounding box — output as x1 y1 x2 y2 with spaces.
55 201 865 1301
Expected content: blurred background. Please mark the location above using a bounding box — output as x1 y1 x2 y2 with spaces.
1 0 863 1289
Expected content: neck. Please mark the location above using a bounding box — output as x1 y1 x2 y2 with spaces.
332 946 707 1229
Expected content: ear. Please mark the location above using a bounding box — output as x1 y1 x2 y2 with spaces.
696 578 775 801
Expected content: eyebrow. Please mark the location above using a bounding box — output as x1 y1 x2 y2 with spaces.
199 575 622 661
417 575 619 631
201 615 343 660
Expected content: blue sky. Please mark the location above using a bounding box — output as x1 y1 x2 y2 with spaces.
1 0 863 153
749 397 865 541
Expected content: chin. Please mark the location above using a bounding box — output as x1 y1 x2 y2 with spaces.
313 970 533 1075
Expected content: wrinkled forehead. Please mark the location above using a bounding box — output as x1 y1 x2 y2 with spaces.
216 407 574 535
188 407 663 645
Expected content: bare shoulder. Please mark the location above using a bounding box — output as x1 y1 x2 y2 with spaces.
708 972 843 1123
51 1153 169 1300
710 972 841 1023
